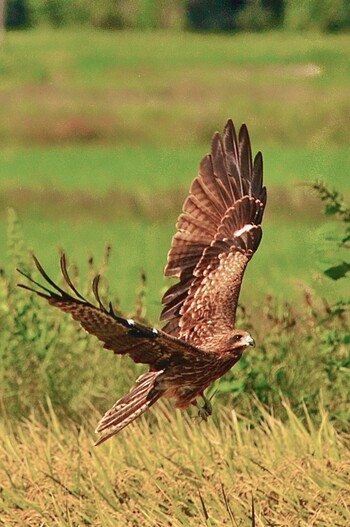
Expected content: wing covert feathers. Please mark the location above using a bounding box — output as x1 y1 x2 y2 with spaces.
161 119 266 341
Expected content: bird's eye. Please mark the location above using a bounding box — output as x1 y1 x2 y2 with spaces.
227 334 243 347
228 335 242 344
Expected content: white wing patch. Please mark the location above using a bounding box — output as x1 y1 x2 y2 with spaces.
234 224 254 237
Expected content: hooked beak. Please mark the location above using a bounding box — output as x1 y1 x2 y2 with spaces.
244 335 256 348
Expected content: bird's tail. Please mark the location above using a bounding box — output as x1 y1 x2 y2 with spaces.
95 370 164 445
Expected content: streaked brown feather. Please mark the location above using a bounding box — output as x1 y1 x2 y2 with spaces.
162 119 266 339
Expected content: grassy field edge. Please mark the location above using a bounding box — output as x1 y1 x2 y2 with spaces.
1 399 349 526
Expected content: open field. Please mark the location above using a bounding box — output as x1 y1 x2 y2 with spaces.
1 401 349 526
0 29 349 147
0 29 349 525
1 144 350 193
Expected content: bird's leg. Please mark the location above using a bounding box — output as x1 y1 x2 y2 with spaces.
194 393 212 422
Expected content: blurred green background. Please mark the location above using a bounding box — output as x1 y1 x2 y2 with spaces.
1 8 349 319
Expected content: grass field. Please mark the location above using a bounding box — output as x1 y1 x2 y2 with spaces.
1 145 349 195
1 29 349 147
1 401 349 526
0 28 349 525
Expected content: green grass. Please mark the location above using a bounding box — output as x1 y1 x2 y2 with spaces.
0 29 349 147
1 400 349 526
1 144 350 193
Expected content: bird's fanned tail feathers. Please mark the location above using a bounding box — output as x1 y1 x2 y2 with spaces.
95 370 164 445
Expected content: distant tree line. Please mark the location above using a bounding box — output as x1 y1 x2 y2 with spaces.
5 0 350 32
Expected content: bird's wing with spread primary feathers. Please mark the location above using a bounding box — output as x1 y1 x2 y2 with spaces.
161 120 267 340
17 254 203 368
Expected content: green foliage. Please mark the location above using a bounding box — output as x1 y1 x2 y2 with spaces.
310 182 350 369
186 0 241 31
88 0 124 30
14 0 186 30
284 0 350 32
1 209 44 418
6 0 350 33
186 0 282 32
313 181 350 282
235 0 276 32
5 0 31 29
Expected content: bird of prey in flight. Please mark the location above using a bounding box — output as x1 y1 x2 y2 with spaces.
18 119 267 445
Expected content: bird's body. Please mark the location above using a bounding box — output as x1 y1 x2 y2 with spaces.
18 119 266 444
160 348 242 407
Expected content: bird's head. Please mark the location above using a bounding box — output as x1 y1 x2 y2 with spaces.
200 329 256 355
226 329 255 352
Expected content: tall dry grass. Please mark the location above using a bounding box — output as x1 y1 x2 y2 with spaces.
1 399 349 526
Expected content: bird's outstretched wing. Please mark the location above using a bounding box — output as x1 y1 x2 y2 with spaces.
161 120 266 344
17 254 202 369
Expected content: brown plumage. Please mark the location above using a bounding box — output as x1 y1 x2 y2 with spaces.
18 119 266 445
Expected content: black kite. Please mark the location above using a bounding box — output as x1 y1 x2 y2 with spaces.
18 119 267 444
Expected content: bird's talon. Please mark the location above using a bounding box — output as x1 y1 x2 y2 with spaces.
194 396 212 422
